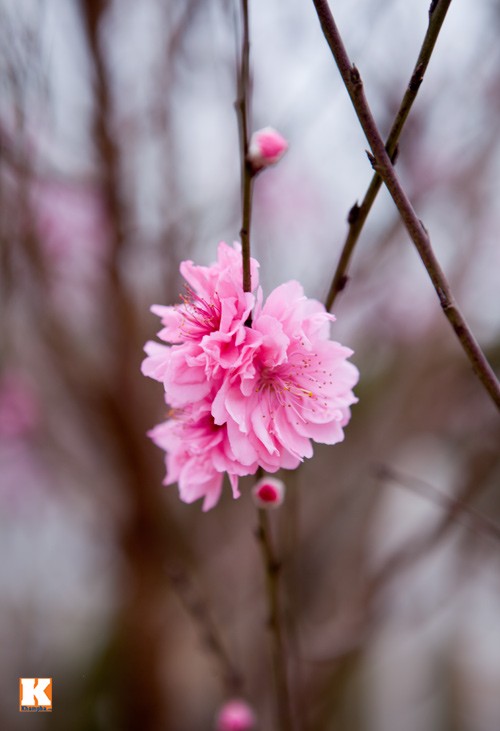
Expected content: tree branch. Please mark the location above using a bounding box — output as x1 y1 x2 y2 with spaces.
168 564 244 696
325 1 453 310
256 508 295 731
312 0 500 410
236 0 253 294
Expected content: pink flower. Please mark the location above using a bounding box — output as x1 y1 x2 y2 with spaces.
252 476 285 508
211 281 358 474
148 403 253 512
248 127 288 171
142 244 358 510
215 699 256 731
149 241 259 345
142 242 259 393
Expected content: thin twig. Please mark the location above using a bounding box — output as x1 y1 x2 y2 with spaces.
256 509 295 731
236 0 253 294
326 0 453 310
377 463 500 545
370 453 500 595
168 564 244 695
312 0 500 410
235 5 293 725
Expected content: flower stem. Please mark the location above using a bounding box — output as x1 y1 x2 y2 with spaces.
325 0 454 310
256 508 295 731
236 0 254 294
312 0 500 411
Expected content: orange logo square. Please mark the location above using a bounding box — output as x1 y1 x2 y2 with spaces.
19 678 53 712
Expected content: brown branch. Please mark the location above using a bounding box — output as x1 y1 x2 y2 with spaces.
370 451 500 595
256 509 295 731
314 446 499 669
312 0 500 410
326 0 454 310
235 4 293 723
168 564 244 696
79 3 180 728
236 0 253 294
80 0 126 270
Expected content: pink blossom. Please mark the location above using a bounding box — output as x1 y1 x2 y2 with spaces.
142 243 358 510
248 127 288 171
252 476 285 508
149 241 258 346
0 372 39 439
148 404 252 512
211 280 358 474
215 699 256 731
142 242 260 406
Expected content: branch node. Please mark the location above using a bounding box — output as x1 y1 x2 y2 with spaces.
337 274 349 292
347 202 360 225
418 218 429 236
409 63 425 93
365 150 377 170
350 64 362 87
429 0 439 18
436 286 447 308
254 525 265 543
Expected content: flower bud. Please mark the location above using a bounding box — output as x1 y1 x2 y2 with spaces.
247 127 288 172
252 476 285 509
215 699 256 731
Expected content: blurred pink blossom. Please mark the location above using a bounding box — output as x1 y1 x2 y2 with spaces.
0 372 44 512
252 475 285 508
215 699 256 731
29 181 111 323
31 181 109 265
248 126 288 171
142 242 358 510
0 372 39 440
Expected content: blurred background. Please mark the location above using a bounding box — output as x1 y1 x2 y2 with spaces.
1 0 499 729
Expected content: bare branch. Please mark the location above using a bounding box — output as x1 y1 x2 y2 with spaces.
168 564 244 695
256 508 295 731
325 0 453 310
235 0 253 295
312 0 500 410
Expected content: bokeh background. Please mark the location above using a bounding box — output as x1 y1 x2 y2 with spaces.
1 1 499 729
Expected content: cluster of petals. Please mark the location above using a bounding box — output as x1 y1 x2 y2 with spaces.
142 242 358 511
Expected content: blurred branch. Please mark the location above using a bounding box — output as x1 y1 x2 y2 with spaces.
168 564 244 695
309 445 499 693
325 0 453 310
236 0 253 294
0 122 98 187
78 3 183 727
312 0 500 411
236 5 293 722
256 509 295 731
371 445 500 593
80 0 126 269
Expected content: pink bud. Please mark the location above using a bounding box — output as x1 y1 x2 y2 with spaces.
248 127 288 171
215 699 256 731
252 476 285 509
